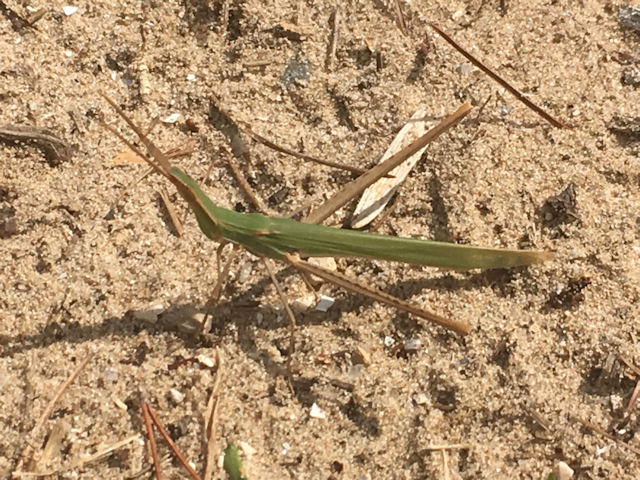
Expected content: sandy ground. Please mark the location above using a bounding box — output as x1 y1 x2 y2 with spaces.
1 1 639 478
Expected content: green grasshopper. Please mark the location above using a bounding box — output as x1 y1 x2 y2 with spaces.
100 94 550 338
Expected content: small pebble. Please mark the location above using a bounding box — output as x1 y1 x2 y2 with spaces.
308 257 337 271
113 396 128 410
292 293 315 312
161 113 181 124
413 392 428 405
237 261 253 283
281 442 291 455
353 346 371 366
383 336 395 347
552 461 574 480
456 62 474 76
315 294 335 312
62 6 78 16
197 354 215 368
237 441 256 457
309 402 327 419
610 393 624 411
496 104 514 116
281 56 310 87
307 257 338 284
348 364 363 379
265 345 283 363
622 66 640 87
169 388 185 404
404 337 422 354
102 368 118 383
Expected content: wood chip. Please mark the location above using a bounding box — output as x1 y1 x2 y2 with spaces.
36 420 70 471
350 110 429 229
111 149 145 165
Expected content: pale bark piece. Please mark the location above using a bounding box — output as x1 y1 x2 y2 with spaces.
350 110 429 229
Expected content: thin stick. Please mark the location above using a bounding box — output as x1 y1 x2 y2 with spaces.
12 435 142 477
243 125 369 176
203 349 224 480
224 150 270 215
211 95 374 175
146 404 204 480
0 124 71 165
625 379 640 417
571 415 640 456
141 402 163 480
303 102 471 225
14 354 92 474
211 242 235 304
26 8 46 26
158 187 184 237
619 355 640 378
425 443 471 451
393 0 407 35
326 5 340 70
263 257 298 375
71 434 142 468
442 450 451 480
36 355 90 434
429 24 567 129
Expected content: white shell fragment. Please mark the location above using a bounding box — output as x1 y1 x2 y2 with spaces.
169 388 185 404
62 6 79 16
138 64 151 97
113 396 128 410
309 402 327 419
315 294 335 312
404 337 422 353
552 461 574 480
413 392 428 405
196 354 215 368
292 293 315 312
161 112 181 124
350 109 430 228
237 441 257 457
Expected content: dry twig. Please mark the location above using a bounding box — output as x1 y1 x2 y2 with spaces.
326 5 340 70
0 124 71 166
142 402 163 480
146 404 204 480
14 355 91 475
203 349 224 480
429 23 567 129
158 187 185 237
571 415 640 456
303 102 471 224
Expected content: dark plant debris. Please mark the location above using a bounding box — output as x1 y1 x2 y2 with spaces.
539 183 579 227
608 115 640 143
618 7 640 33
545 277 590 310
0 124 71 166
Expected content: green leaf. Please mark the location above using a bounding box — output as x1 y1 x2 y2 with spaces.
223 443 248 480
